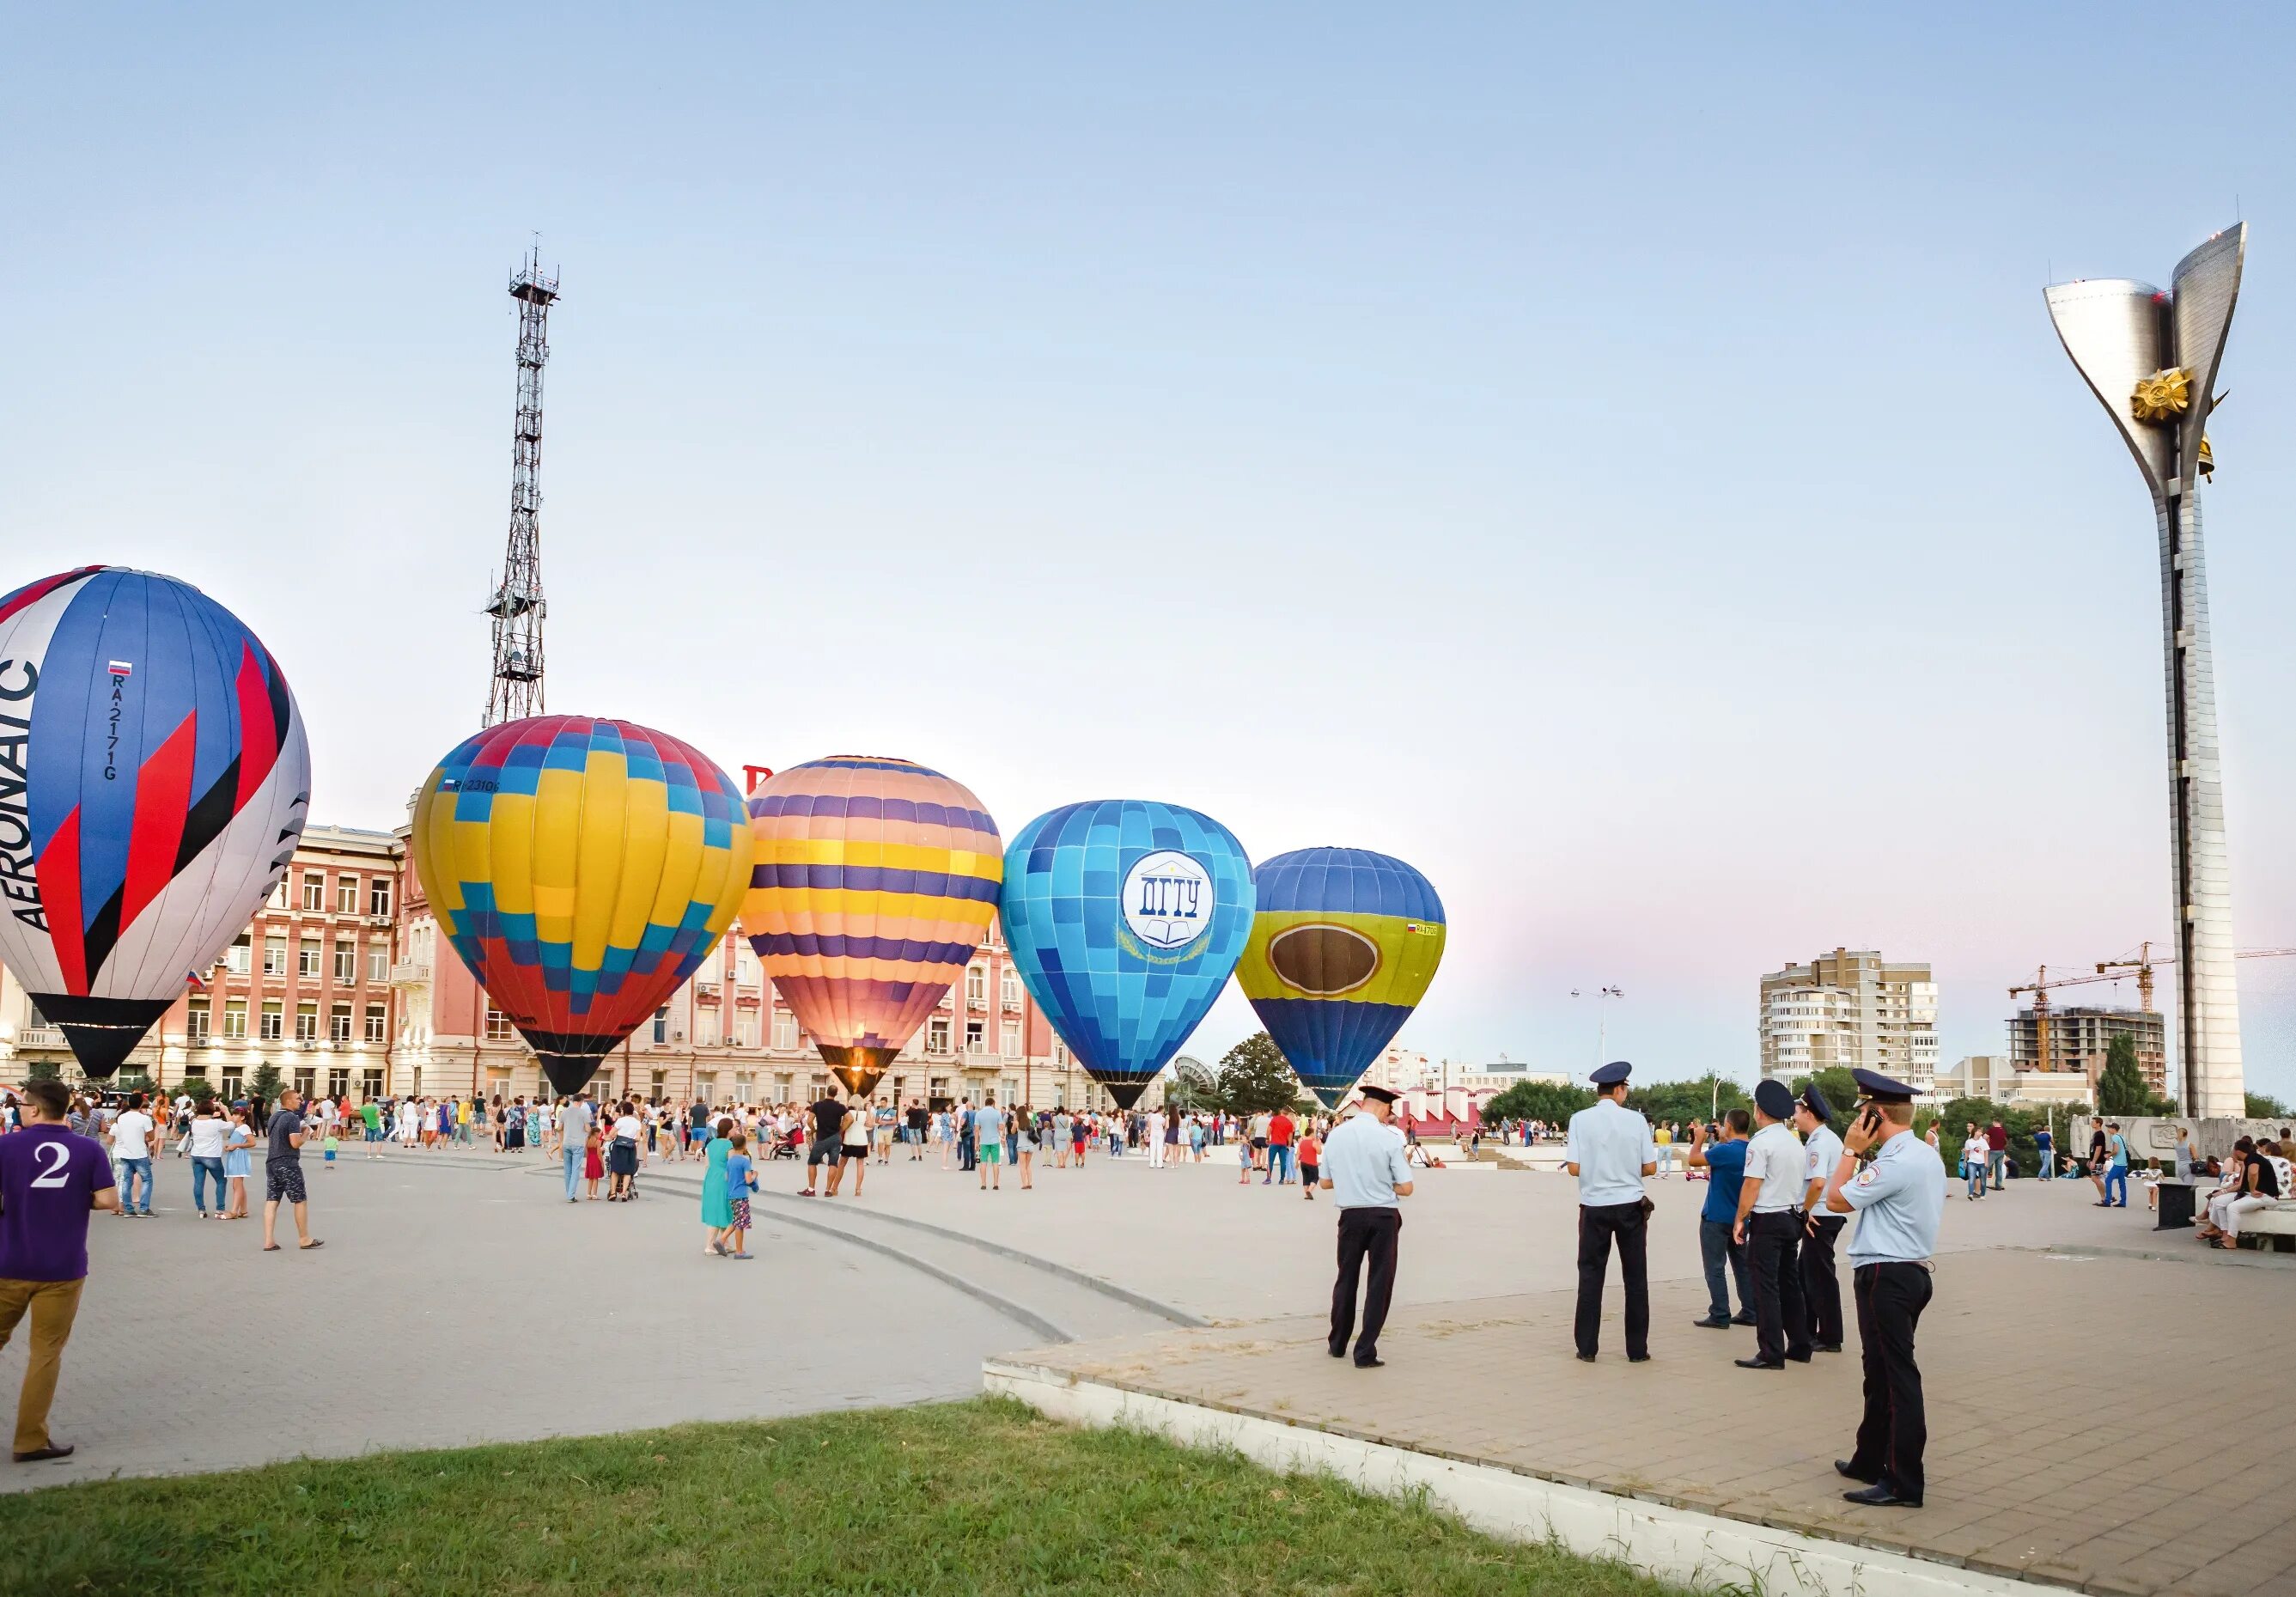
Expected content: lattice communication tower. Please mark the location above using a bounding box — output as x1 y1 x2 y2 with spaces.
484 244 559 726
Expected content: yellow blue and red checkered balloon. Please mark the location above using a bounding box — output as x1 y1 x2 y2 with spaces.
1235 847 1446 1108
411 716 752 1094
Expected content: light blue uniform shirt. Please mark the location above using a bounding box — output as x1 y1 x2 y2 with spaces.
1843 1131 1946 1266
1320 1112 1410 1210
1565 1099 1656 1207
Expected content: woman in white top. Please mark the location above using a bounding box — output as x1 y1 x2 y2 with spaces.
186 1100 231 1217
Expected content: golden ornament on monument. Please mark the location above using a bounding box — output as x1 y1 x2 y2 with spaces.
2129 367 2193 424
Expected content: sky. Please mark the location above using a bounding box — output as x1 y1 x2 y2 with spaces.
7 4 2296 1098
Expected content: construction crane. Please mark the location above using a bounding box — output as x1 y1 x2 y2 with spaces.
2010 945 2296 1075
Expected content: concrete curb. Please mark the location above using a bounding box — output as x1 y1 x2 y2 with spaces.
985 1358 2048 1597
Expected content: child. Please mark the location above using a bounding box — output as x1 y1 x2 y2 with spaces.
724 1132 758 1259
1297 1129 1322 1202
323 1130 339 1169
583 1125 605 1200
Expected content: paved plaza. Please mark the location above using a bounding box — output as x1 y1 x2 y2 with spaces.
6 1137 2283 1596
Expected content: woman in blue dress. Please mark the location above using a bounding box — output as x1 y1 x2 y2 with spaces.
698 1118 734 1255
222 1105 255 1220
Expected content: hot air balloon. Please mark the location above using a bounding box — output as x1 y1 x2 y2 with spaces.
741 756 1001 1097
1235 846 1446 1108
1000 800 1252 1109
411 716 752 1095
0 567 311 1077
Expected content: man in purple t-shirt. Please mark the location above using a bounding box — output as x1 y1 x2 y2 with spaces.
0 1078 119 1463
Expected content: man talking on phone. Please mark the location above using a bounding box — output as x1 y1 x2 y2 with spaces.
1822 1069 1946 1508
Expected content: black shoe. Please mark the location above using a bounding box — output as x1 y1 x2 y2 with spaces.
1734 1357 1784 1369
1354 1355 1385 1368
1786 1351 1813 1363
11 1442 71 1463
1574 1350 1597 1362
1834 1460 1879 1484
1815 1343 1843 1354
1692 1315 1732 1329
1842 1483 1921 1508
1729 1313 1757 1326
1627 1352 1651 1363
1328 1344 1347 1360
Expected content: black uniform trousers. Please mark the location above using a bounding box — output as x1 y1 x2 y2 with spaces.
1847 1261 1931 1501
1800 1212 1846 1346
1745 1210 1812 1364
1573 1201 1649 1357
1329 1207 1402 1362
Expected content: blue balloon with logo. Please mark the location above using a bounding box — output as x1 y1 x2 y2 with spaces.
1000 799 1254 1109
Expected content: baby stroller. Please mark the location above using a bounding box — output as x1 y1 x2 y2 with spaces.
770 1125 802 1161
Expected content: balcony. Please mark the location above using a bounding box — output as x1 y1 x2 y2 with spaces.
390 962 431 985
15 1027 64 1049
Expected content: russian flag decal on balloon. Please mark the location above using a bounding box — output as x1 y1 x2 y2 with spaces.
0 567 310 1076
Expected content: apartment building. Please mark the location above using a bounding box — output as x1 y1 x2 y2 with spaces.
1758 948 1939 1090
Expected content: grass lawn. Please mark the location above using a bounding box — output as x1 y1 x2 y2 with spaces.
0 1397 1679 1596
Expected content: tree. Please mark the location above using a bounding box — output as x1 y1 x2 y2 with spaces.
176 1075 220 1105
248 1063 283 1106
1787 1067 1862 1119
23 1059 58 1083
2246 1092 2290 1119
1214 1032 1305 1115
115 1070 155 1097
2097 1033 2148 1117
1630 1074 1750 1128
1482 1079 1593 1126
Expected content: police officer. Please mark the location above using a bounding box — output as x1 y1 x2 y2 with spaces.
1794 1084 1846 1353
1565 1061 1656 1362
1733 1077 1811 1370
1321 1084 1412 1368
1822 1068 1946 1508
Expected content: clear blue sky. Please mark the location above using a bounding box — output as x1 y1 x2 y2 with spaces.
7 5 2296 1096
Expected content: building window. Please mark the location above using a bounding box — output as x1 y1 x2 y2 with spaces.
485 1008 514 1042
186 1000 210 1043
260 1000 283 1041
362 1068 384 1100
334 940 356 984
734 1072 754 1101
269 878 288 910
294 1066 316 1098
1002 1020 1020 1058
295 1001 319 1043
327 1066 349 1099
337 876 359 914
735 1015 758 1048
298 936 320 978
649 1070 667 1099
330 1003 353 1043
226 934 252 976
369 880 391 917
263 936 287 976
369 947 389 983
221 1065 243 1099
966 966 986 1003
223 999 247 1039
696 1072 717 1102
1002 970 1019 1007
929 1016 950 1053
697 1016 720 1048
301 872 324 912
965 1021 984 1055
771 1011 797 1051
653 1007 669 1045
365 1004 387 1042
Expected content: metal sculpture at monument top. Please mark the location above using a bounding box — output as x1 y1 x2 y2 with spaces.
2045 225 2246 1117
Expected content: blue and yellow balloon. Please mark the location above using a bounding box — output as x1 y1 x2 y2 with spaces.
1000 799 1253 1108
1236 846 1446 1108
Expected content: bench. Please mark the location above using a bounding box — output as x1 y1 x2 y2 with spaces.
2236 1203 2296 1253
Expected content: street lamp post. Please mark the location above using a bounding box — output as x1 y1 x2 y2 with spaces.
1572 986 1624 1076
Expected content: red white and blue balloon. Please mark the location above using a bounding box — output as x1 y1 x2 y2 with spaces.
0 567 309 1076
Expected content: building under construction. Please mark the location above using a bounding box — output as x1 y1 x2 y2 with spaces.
2005 1006 2166 1097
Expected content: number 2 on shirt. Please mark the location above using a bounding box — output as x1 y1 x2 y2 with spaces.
31 1143 70 1187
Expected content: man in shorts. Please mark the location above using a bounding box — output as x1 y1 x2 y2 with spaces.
261 1088 321 1252
800 1093 846 1198
975 1095 1006 1192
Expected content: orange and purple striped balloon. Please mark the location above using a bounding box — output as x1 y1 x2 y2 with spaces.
740 756 1002 1096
